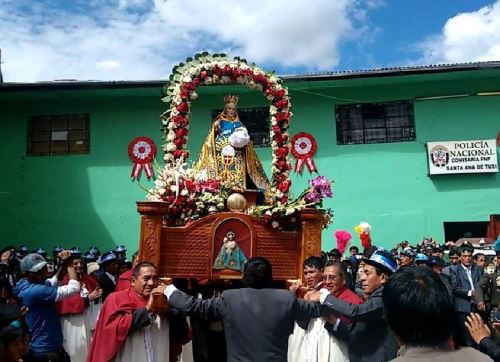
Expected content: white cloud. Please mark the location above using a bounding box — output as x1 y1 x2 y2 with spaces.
0 0 379 82
419 1 500 64
96 60 121 70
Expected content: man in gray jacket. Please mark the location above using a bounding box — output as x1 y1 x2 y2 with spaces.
157 257 320 362
310 249 399 362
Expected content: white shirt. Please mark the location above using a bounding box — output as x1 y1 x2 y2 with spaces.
461 264 475 296
106 272 116 285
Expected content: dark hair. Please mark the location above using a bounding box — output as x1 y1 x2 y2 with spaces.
324 261 348 279
243 257 272 289
459 246 473 255
132 261 157 278
383 267 454 346
349 246 359 252
473 253 485 261
449 249 459 257
303 256 324 271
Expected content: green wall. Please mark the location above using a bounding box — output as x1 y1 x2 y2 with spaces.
1 69 499 253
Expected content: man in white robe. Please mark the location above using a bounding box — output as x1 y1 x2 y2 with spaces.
87 262 170 362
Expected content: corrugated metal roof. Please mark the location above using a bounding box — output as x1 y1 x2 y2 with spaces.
1 61 499 91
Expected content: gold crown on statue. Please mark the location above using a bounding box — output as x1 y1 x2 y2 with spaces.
224 94 239 105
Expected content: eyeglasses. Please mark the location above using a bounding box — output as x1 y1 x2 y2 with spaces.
322 274 341 281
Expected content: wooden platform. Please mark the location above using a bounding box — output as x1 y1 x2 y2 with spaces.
137 201 324 281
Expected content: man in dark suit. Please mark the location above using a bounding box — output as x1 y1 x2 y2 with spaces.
450 246 484 347
97 251 119 301
157 257 320 362
310 249 399 362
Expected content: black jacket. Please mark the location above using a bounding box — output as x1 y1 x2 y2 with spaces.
323 287 398 362
479 337 500 362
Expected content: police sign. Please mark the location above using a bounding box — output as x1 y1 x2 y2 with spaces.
427 139 498 175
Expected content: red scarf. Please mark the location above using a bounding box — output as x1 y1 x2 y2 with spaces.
57 274 99 315
87 288 147 362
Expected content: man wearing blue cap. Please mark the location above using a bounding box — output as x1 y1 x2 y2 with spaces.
14 250 80 361
310 249 398 362
98 251 119 301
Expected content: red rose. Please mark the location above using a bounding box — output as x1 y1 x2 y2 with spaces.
277 160 291 171
275 89 286 99
275 146 289 158
175 128 187 137
192 77 200 87
277 180 291 193
186 180 200 192
213 65 222 77
281 196 288 204
265 88 274 98
200 70 207 78
263 214 271 222
174 138 186 149
172 115 187 127
276 112 290 123
275 99 288 108
177 102 189 113
173 149 184 159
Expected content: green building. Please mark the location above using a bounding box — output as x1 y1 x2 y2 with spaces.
1 61 499 253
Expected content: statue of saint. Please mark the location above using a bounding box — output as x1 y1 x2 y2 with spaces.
213 231 247 272
195 95 270 198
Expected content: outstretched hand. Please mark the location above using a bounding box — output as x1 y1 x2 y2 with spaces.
465 313 491 344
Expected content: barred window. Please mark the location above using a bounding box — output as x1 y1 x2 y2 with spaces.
336 101 415 145
212 107 270 147
28 114 90 156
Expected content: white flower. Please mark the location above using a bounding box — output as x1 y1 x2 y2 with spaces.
217 203 225 210
191 91 198 100
167 131 175 141
170 185 178 193
181 189 189 196
272 221 280 229
269 106 278 115
166 143 177 152
171 108 179 116
181 75 192 83
285 208 295 216
205 77 213 85
264 210 272 216
155 179 166 188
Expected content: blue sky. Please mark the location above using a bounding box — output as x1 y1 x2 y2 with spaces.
0 0 499 81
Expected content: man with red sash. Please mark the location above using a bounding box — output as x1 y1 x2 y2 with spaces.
87 261 190 362
57 256 102 362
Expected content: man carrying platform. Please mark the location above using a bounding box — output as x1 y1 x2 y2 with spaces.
87 261 190 362
158 256 321 362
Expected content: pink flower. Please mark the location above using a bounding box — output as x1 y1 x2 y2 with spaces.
310 175 333 198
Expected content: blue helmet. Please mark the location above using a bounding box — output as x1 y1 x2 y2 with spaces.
115 245 127 253
98 251 117 265
33 248 47 256
82 251 97 262
88 246 101 256
70 247 82 256
52 245 64 254
18 245 29 253
415 253 430 262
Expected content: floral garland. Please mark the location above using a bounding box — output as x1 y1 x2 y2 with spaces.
160 53 292 202
146 159 229 225
249 175 334 231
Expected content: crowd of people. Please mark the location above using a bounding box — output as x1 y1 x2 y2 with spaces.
1 236 500 362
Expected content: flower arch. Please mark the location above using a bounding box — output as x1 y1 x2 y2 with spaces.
160 53 292 202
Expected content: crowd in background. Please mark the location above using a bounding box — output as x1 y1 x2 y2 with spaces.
2 236 500 361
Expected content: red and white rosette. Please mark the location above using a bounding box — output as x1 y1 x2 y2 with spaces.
128 137 157 180
291 132 318 175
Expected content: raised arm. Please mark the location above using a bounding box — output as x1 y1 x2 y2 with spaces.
163 284 224 320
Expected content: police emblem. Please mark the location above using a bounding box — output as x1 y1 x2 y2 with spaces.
430 145 449 167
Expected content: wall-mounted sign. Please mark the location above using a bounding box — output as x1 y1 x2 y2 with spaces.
427 139 498 175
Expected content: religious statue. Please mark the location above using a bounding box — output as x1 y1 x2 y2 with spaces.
213 231 247 272
195 95 271 199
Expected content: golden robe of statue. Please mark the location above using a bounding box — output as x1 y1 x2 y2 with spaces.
195 95 271 198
